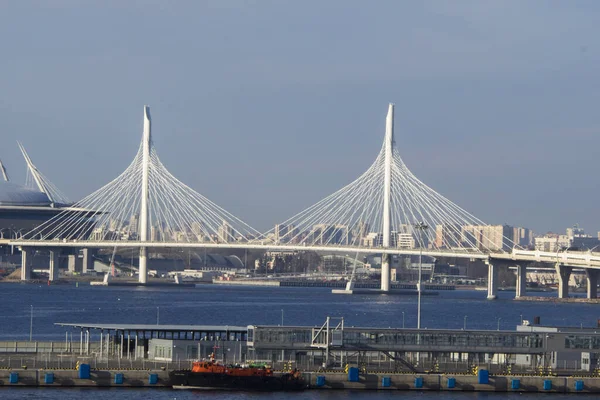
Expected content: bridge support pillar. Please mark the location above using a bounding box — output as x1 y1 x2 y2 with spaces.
381 254 390 292
20 248 32 281
67 254 80 273
487 263 498 300
49 250 60 281
555 264 572 299
139 247 148 284
586 269 599 299
516 265 527 298
82 248 93 274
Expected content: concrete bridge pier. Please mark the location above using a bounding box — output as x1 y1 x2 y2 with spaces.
20 247 33 281
515 264 527 298
380 254 390 292
486 262 498 300
49 250 60 281
586 269 599 299
82 248 93 274
67 254 79 273
555 264 572 299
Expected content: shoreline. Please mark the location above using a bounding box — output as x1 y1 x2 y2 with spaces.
1 369 600 393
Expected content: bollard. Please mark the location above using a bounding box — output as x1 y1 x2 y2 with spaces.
148 373 158 385
477 369 489 384
415 377 423 388
316 376 326 387
511 379 520 390
381 376 391 387
44 373 54 384
575 380 584 391
447 377 456 389
114 373 123 384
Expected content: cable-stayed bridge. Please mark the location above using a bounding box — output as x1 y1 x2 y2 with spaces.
11 105 600 300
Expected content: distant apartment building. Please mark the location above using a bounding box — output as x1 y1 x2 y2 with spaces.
309 224 349 245
461 224 513 251
566 224 600 250
217 221 234 243
534 234 570 252
513 227 533 248
434 224 462 249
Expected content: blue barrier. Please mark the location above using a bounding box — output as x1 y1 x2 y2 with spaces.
316 375 326 387
44 373 54 384
415 377 423 388
477 369 489 384
381 376 391 387
78 363 90 379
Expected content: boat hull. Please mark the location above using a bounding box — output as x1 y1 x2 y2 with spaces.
169 370 306 391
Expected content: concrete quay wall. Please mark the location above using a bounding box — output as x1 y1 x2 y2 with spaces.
307 372 600 393
0 369 170 387
2 368 600 392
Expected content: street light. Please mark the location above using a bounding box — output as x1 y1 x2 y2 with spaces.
281 309 284 326
414 222 429 330
29 305 33 342
497 317 501 331
463 315 468 330
402 312 405 329
156 307 160 325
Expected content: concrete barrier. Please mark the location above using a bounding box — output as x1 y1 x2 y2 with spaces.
306 372 600 393
0 369 170 387
2 369 600 392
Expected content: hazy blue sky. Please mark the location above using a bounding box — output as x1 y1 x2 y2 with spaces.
1 1 599 233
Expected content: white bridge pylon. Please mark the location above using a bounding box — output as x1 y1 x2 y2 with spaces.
266 103 517 290
22 106 261 283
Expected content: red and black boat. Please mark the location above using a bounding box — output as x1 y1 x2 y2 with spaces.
170 354 306 391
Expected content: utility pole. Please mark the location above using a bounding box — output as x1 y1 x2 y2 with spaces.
29 305 33 342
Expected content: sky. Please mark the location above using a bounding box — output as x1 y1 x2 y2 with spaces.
0 0 599 234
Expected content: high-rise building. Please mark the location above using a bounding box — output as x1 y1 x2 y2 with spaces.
434 224 462 249
129 213 139 235
217 221 234 243
534 234 570 252
512 227 533 248
461 224 513 251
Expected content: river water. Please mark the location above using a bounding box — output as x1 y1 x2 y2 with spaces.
0 283 598 398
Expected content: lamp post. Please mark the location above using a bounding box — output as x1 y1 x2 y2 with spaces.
281 309 284 326
402 312 405 329
414 222 429 330
29 305 33 342
463 315 467 330
156 307 159 325
497 317 501 331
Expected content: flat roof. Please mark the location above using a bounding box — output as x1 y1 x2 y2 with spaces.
56 323 248 332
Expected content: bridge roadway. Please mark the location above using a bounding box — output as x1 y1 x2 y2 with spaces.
10 240 600 300
12 240 600 267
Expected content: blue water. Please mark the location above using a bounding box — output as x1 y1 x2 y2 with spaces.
2 283 597 341
1 283 599 398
